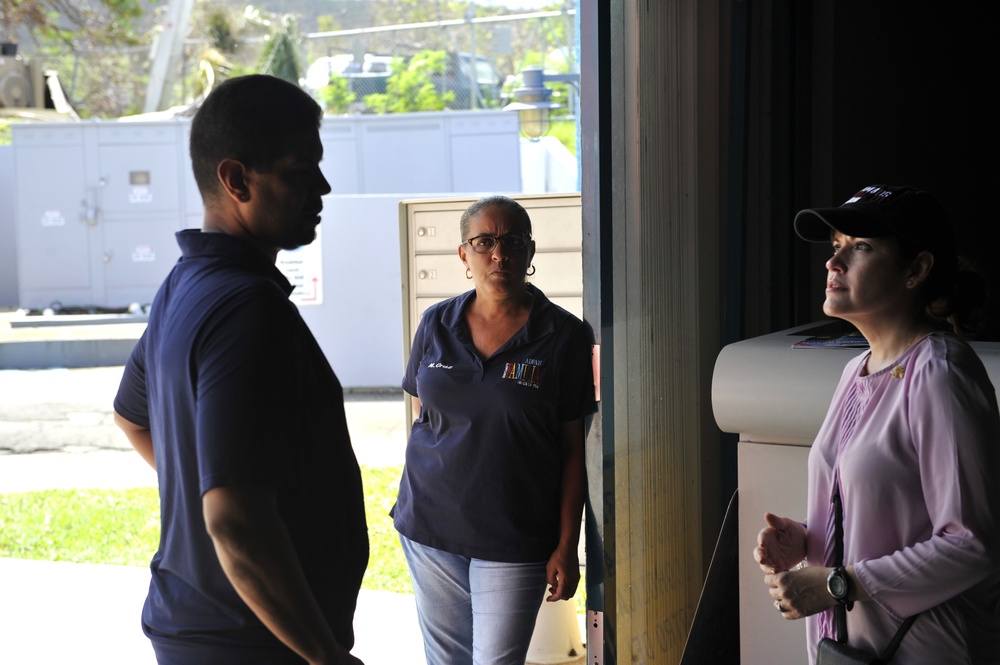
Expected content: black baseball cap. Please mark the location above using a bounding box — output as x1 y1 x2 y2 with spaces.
793 185 953 258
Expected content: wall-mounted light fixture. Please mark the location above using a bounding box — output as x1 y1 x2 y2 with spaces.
503 66 580 141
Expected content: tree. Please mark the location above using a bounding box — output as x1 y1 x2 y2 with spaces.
159 3 300 112
257 14 302 85
318 75 355 115
204 7 239 55
0 0 147 117
363 51 455 114
0 0 143 48
176 2 262 104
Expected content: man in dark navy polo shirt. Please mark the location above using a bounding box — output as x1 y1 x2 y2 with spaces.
113 75 368 665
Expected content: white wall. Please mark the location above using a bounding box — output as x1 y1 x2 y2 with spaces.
295 195 410 389
319 111 522 195
519 136 579 194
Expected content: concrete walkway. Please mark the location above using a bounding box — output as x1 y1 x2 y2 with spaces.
0 364 588 665
0 555 422 665
0 365 422 665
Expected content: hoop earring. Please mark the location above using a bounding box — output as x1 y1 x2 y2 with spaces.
526 264 536 276
466 267 473 280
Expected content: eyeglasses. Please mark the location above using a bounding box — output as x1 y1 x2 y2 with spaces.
462 232 531 254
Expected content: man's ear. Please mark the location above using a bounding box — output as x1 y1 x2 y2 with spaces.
217 158 251 203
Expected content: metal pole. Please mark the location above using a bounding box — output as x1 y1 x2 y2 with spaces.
466 8 479 110
143 0 196 113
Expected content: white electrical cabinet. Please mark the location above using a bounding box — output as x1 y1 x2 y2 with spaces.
11 110 522 311
13 121 191 309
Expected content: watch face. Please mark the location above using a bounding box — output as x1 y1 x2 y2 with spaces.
829 573 847 598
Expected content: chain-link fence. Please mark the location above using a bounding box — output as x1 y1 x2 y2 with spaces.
300 9 577 114
5 7 577 123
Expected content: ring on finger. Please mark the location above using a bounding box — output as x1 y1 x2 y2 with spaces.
774 600 787 613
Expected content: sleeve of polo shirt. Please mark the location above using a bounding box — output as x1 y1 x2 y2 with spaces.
557 322 596 422
195 291 300 494
114 330 150 429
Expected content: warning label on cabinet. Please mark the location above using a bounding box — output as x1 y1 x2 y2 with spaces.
41 210 66 227
129 186 153 204
131 245 156 262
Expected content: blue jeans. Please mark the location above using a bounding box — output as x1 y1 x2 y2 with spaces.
400 534 548 665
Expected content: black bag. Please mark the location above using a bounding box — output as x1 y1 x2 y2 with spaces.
817 488 917 664
816 636 886 665
816 614 916 665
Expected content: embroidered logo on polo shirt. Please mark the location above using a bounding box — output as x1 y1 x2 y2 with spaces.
427 362 454 369
502 358 542 388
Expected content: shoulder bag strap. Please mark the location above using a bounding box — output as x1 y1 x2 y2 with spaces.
832 487 848 642
879 615 918 662
831 485 919 662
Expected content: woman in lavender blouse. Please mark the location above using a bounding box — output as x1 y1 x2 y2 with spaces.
754 185 1000 664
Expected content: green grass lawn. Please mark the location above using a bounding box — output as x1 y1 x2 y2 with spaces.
0 463 587 612
0 464 412 593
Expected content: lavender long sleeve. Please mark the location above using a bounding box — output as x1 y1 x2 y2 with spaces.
804 332 1000 665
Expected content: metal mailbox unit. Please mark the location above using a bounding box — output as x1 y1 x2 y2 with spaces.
711 322 1000 664
12 120 192 310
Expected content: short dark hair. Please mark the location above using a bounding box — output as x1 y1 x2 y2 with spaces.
190 75 323 198
459 195 533 242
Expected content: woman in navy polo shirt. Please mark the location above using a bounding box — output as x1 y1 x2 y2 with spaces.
392 195 595 665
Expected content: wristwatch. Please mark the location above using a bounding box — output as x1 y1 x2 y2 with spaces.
827 566 854 610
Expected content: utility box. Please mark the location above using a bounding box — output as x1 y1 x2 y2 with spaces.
11 111 522 311
12 120 191 309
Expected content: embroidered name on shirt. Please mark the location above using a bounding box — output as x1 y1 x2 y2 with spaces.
502 360 542 388
427 362 454 370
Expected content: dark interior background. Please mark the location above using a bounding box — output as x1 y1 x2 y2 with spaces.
736 1 1000 342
